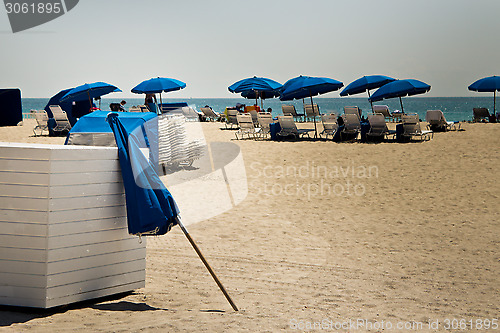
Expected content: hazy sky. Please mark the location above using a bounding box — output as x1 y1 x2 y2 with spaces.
1 0 499 98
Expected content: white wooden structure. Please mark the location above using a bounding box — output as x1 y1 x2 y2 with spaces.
0 142 146 308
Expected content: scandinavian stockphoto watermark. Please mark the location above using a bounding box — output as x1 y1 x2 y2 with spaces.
249 161 379 200
4 0 79 33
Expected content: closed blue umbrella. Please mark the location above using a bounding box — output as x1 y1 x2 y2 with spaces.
106 112 179 236
60 82 121 108
340 75 396 111
280 75 344 138
369 79 431 113
468 75 500 114
132 77 187 114
228 76 282 109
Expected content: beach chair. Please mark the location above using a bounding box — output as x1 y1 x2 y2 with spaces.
319 113 338 140
181 107 200 121
344 106 362 119
235 114 257 139
225 109 239 129
281 105 304 122
256 113 274 139
473 107 490 122
340 113 361 141
304 104 320 122
128 106 141 112
372 105 394 122
277 115 313 139
366 113 395 141
200 107 220 121
32 109 49 136
248 109 259 127
48 105 72 132
426 110 460 131
402 113 433 141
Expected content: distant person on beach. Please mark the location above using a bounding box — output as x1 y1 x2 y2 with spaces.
119 100 127 111
145 94 157 113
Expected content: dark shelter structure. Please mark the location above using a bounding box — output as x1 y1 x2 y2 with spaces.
0 88 22 127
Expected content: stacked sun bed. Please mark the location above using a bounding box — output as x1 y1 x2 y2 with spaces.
0 142 146 308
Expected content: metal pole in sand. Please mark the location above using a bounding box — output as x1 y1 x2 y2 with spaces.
176 217 239 311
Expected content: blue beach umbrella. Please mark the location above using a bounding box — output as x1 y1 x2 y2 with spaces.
468 75 500 114
132 77 187 114
369 79 431 114
340 75 396 110
228 76 282 109
106 112 179 236
280 75 344 138
60 82 121 108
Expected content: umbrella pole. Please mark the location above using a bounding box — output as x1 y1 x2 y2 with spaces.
310 93 318 138
368 90 373 112
176 217 239 311
399 96 404 114
159 93 163 115
494 90 496 115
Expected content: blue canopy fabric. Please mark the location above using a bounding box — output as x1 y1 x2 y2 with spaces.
67 110 157 135
279 75 344 101
340 75 396 97
228 76 282 94
368 79 431 113
106 112 179 236
369 79 431 102
60 82 121 103
468 76 500 92
131 77 186 94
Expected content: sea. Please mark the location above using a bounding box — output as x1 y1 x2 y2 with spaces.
21 96 496 123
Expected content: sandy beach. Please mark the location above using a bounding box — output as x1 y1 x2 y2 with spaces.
0 119 498 332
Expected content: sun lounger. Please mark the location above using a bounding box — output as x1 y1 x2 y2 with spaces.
257 113 274 139
248 109 259 126
200 107 220 121
304 104 320 122
372 105 394 122
48 105 72 132
181 106 200 121
225 109 239 129
366 113 396 141
282 105 304 122
344 106 362 119
32 109 49 136
320 113 338 140
473 107 490 122
426 110 460 131
277 115 313 139
402 113 433 141
340 113 361 141
235 114 257 139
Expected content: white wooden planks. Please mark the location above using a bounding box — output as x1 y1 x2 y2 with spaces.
0 142 146 308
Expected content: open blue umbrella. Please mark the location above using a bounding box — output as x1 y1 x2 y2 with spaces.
280 75 344 138
369 79 431 113
132 77 187 114
468 75 500 114
340 75 396 111
60 82 121 108
228 76 282 109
